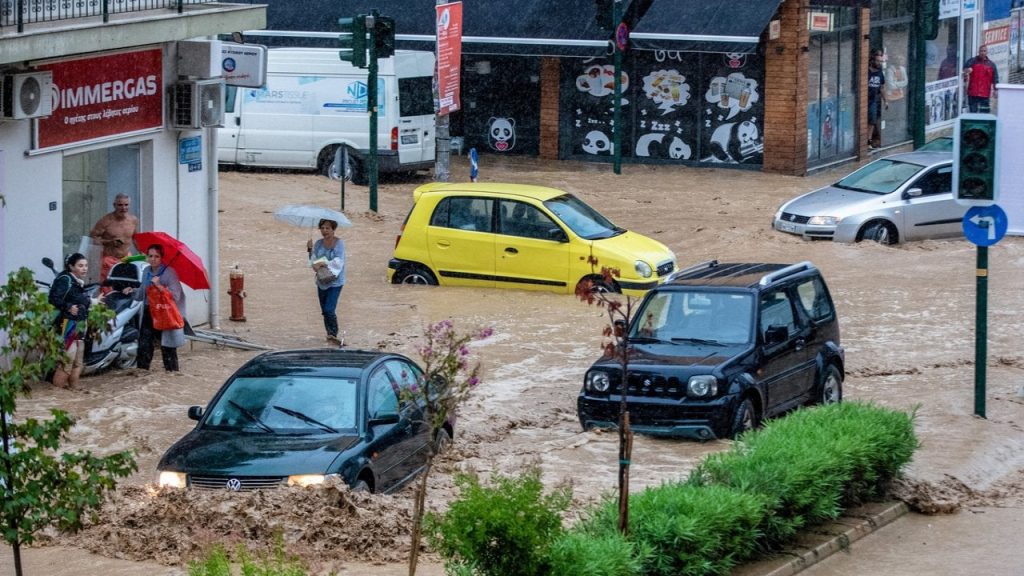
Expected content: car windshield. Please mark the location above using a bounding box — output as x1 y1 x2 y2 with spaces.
631 290 754 345
833 159 925 194
543 194 624 240
203 376 358 433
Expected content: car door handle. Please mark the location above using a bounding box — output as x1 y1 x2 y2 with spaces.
235 116 240 126
504 247 518 254
437 240 451 248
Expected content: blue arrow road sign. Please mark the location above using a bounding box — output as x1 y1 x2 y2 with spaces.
962 204 1008 246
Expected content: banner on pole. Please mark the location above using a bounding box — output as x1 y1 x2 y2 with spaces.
436 1 463 115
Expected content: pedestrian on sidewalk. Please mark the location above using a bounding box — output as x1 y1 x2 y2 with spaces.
963 45 999 113
867 49 887 149
127 244 186 372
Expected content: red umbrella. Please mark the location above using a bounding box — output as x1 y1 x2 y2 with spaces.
133 231 211 290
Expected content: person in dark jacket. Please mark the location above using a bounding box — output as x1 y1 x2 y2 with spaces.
48 253 102 388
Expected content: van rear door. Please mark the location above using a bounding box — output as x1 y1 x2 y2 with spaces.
397 75 436 166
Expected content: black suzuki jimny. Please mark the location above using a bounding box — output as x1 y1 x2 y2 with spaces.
577 260 844 440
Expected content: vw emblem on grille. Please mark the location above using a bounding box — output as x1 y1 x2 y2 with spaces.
225 478 242 491
788 214 797 222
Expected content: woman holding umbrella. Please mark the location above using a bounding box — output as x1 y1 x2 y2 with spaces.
307 218 346 346
127 244 186 372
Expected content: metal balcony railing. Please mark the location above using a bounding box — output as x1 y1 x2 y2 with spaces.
1 0 220 32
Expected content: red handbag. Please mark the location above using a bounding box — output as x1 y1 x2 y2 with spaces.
147 285 184 331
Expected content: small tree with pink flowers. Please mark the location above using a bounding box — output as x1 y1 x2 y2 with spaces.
404 320 493 576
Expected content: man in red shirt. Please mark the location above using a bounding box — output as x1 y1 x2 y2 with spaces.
963 45 999 113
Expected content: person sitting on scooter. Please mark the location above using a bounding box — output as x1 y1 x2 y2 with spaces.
48 253 104 389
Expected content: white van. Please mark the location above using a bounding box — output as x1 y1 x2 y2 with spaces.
218 48 436 183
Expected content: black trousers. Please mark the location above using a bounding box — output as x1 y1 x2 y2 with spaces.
138 309 179 371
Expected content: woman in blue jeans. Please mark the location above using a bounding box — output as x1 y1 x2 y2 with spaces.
307 218 346 346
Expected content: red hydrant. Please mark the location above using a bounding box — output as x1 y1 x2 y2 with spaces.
228 266 247 322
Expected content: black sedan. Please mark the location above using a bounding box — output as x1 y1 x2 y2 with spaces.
157 349 451 493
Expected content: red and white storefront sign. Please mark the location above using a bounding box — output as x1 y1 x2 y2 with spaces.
37 48 164 150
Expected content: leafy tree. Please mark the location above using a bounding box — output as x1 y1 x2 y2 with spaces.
403 319 492 576
0 268 137 576
575 258 641 535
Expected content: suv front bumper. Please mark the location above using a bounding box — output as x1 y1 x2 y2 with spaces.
577 393 740 441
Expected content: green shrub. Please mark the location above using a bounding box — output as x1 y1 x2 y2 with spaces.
189 545 231 576
547 530 644 576
425 468 572 576
188 538 308 576
689 402 917 546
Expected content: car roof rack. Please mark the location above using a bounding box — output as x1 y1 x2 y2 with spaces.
666 259 719 282
758 261 815 286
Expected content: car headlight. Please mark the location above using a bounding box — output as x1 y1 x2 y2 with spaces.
158 471 186 489
635 260 653 278
586 371 611 393
687 375 718 398
808 216 841 226
287 474 329 487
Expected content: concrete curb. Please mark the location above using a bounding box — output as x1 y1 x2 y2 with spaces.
733 501 910 576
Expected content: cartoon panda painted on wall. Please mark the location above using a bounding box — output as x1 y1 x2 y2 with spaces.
706 120 763 164
488 117 516 152
581 130 613 155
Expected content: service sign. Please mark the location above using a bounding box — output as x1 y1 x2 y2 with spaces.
221 42 268 88
37 49 164 150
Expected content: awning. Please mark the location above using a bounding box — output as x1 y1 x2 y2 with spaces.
249 0 781 56
630 0 785 54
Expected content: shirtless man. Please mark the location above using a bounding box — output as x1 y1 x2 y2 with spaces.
89 194 139 284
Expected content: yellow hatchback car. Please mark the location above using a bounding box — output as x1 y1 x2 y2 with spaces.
387 183 677 296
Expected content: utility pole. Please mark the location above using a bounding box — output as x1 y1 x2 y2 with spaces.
612 0 624 175
434 0 451 182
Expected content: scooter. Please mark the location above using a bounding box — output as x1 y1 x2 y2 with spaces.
38 257 145 375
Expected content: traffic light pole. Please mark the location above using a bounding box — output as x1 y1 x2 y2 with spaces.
975 245 988 418
367 11 379 212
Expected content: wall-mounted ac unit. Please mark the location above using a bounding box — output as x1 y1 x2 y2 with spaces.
2 71 54 120
171 78 225 129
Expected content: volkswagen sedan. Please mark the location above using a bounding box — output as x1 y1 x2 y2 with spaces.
772 151 965 244
157 349 450 493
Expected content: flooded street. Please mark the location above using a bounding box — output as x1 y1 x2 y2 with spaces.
4 155 1024 574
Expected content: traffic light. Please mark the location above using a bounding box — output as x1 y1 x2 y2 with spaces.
595 0 614 31
920 0 940 41
338 15 368 68
954 114 999 205
375 16 396 59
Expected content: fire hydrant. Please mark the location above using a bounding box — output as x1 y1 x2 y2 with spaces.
228 266 246 322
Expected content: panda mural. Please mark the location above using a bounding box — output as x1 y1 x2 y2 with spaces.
633 55 699 163
699 53 765 165
487 117 517 152
568 59 632 158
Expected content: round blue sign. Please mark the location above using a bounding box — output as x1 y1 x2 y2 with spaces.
962 204 1008 246
223 57 236 73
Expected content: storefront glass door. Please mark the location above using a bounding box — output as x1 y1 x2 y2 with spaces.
808 8 857 166
62 144 140 282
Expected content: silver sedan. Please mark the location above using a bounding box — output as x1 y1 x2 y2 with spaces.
773 151 966 244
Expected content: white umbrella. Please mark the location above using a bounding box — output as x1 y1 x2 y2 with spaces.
273 204 353 228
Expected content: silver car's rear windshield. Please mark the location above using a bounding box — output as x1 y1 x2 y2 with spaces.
204 376 358 433
834 159 925 194
544 194 624 240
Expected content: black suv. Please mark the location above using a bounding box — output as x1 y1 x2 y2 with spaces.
577 261 844 440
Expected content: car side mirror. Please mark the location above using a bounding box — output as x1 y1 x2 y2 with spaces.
904 187 922 199
613 319 627 337
548 227 568 242
368 413 400 427
764 325 789 345
187 406 204 421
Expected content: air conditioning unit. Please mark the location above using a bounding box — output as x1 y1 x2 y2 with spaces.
171 78 225 129
2 71 54 119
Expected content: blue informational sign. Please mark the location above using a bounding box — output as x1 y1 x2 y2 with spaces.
962 204 1008 246
178 136 202 165
469 147 479 182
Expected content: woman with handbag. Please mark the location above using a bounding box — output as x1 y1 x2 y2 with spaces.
307 218 346 346
127 244 186 372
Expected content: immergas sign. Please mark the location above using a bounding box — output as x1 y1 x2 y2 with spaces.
37 49 164 150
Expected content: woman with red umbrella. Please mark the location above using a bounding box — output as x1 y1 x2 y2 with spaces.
126 243 186 372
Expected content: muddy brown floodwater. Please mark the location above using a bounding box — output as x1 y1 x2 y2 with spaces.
4 155 1024 575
